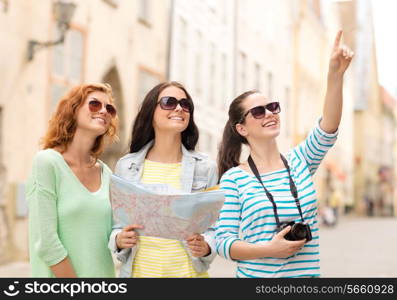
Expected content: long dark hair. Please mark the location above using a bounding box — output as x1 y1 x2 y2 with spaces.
129 81 199 153
217 90 258 177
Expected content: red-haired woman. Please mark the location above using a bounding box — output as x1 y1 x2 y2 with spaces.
26 83 118 277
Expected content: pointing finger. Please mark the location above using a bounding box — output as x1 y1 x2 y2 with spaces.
333 30 343 50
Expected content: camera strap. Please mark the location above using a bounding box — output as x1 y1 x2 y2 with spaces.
247 154 305 226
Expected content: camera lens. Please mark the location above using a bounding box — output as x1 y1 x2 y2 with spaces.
291 223 307 240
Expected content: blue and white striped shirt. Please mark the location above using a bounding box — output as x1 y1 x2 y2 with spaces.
215 119 338 278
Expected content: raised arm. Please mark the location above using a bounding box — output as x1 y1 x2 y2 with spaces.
320 30 354 134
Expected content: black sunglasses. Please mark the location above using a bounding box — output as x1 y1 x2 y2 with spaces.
158 96 193 113
241 102 280 122
88 99 117 118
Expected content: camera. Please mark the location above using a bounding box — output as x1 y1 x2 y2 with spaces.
276 221 312 242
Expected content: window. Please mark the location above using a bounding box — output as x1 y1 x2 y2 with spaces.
50 84 68 109
221 53 228 109
267 72 273 100
201 132 213 154
284 87 290 137
52 38 65 77
68 30 84 82
138 0 150 25
222 0 228 24
50 27 84 109
194 31 203 96
137 68 161 103
198 131 213 155
178 17 188 82
52 28 83 80
207 134 213 154
255 63 262 91
239 52 247 92
209 43 216 104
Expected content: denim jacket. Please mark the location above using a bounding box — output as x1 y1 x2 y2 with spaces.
108 141 219 277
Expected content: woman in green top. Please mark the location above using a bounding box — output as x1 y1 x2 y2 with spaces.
26 83 118 277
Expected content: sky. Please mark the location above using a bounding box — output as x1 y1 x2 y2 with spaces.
372 0 397 96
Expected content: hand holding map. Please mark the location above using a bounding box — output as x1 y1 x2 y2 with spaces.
110 175 225 240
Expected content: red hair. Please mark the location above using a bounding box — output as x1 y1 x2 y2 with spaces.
41 83 119 159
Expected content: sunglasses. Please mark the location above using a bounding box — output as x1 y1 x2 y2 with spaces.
241 102 280 122
158 96 193 113
88 99 117 118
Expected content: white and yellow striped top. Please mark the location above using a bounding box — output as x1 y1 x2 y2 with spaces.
131 159 209 278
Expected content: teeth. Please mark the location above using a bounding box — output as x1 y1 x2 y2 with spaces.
265 122 276 127
94 117 105 124
170 117 183 120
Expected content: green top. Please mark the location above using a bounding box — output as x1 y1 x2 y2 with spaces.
26 149 115 277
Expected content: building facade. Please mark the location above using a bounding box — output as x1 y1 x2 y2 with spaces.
338 0 396 216
0 0 170 263
168 0 235 159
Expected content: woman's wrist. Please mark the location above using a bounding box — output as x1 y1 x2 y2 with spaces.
115 233 122 250
203 242 211 257
327 71 344 81
257 241 275 258
231 241 274 260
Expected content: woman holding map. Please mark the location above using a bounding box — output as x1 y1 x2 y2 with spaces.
26 83 118 277
108 81 219 277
